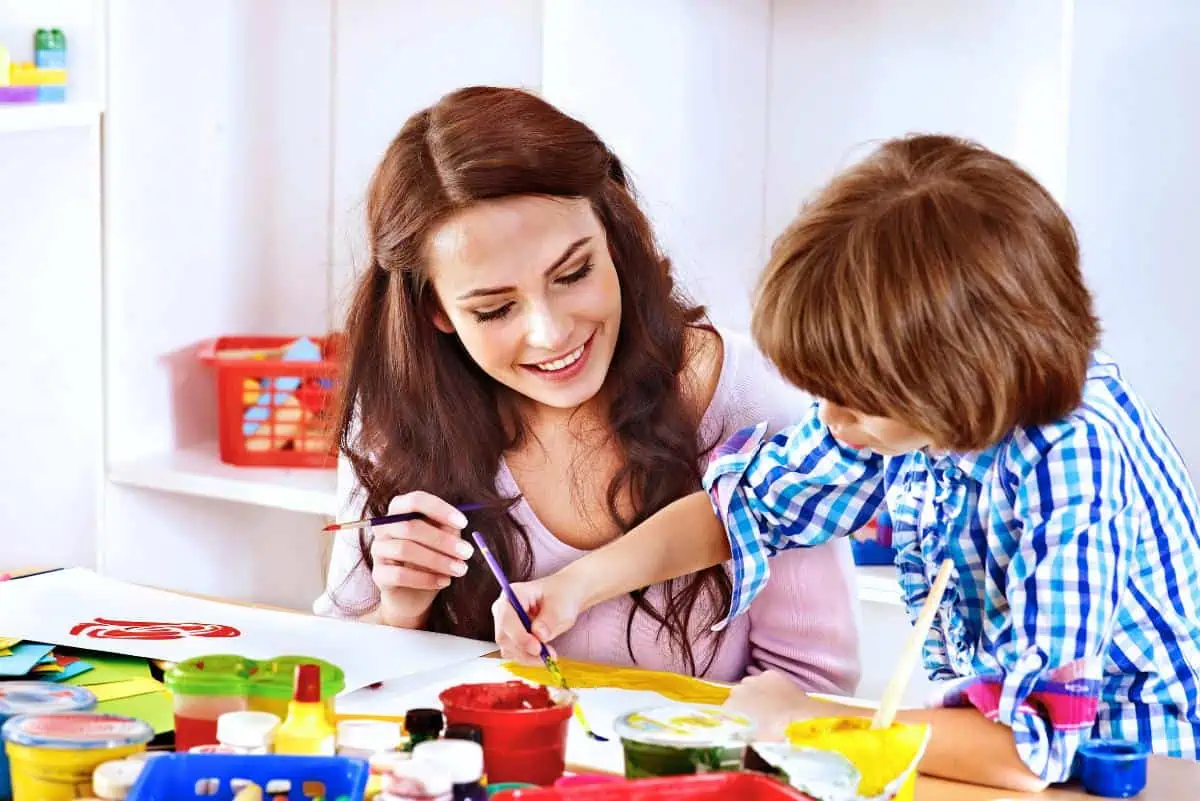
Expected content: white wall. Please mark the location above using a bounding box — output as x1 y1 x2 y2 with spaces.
1066 0 1200 472
541 0 771 331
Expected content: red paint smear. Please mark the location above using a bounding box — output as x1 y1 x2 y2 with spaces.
440 681 556 711
68 618 241 641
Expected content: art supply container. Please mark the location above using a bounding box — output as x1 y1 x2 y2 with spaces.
413 739 486 801
488 772 815 799
1 713 152 801
92 757 147 800
337 719 403 758
246 655 344 720
612 705 755 778
379 758 453 801
163 655 252 751
0 683 97 800
125 753 369 801
745 741 862 800
439 682 573 786
404 709 444 752
216 710 280 754
1076 738 1149 798
784 716 930 801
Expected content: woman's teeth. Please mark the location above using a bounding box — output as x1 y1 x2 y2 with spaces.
532 343 585 372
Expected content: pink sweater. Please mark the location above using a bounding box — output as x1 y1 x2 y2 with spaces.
314 329 861 694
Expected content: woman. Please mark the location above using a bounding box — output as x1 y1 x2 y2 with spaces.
314 86 860 690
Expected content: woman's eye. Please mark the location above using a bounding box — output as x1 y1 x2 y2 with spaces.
472 302 514 322
557 262 593 285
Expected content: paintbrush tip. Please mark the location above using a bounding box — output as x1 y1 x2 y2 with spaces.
321 523 340 532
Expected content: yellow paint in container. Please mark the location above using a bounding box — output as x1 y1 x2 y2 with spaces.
784 716 930 801
1 713 153 801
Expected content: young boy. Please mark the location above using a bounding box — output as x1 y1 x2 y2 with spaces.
491 134 1200 791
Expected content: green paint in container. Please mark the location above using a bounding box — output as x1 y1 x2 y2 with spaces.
612 704 755 778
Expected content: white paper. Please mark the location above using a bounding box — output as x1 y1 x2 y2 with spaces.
337 657 698 775
0 569 496 693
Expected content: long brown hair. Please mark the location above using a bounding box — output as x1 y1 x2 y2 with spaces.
335 86 730 674
753 133 1099 451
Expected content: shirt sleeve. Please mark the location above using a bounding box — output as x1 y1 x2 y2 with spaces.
311 448 381 618
938 419 1135 782
702 401 887 629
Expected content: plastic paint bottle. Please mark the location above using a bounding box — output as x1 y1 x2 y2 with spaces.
378 759 452 801
217 710 280 754
412 739 486 801
403 709 443 752
273 664 335 755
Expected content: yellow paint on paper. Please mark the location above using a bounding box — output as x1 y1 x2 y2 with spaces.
503 658 730 706
785 716 930 799
88 677 165 702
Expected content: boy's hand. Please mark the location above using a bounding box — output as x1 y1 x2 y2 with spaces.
725 670 825 740
491 572 587 664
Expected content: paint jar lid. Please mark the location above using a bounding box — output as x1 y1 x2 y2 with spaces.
0 682 97 716
189 744 249 754
613 704 755 748
217 710 280 748
381 758 453 799
246 655 345 700
163 654 253 697
337 719 403 753
442 722 482 745
413 738 484 784
404 708 444 736
1077 738 1150 798
1 713 154 750
92 758 145 800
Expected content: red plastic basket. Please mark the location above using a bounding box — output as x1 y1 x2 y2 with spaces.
493 773 816 800
197 335 340 469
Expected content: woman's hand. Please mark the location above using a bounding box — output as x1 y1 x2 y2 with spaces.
491 572 588 664
724 670 827 740
370 491 473 628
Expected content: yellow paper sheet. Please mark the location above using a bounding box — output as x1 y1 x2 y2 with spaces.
0 638 20 651
0 650 10 658
503 658 730 705
30 662 63 674
88 677 165 702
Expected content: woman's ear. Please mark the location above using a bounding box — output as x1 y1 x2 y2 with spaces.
432 309 454 334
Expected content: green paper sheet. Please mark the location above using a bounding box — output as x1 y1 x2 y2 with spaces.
61 650 151 686
97 690 174 734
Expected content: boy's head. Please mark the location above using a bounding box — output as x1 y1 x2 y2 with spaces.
753 134 1100 453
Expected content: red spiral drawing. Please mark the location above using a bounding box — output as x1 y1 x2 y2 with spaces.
69 617 242 641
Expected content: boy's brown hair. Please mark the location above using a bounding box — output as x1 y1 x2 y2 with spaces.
753 134 1100 452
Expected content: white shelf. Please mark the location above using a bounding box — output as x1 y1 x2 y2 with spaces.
108 443 337 516
856 564 903 606
0 103 99 133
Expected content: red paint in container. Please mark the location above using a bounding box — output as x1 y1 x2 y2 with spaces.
438 681 572 787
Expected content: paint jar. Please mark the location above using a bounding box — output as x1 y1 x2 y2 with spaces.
368 751 412 800
412 739 486 801
337 719 403 758
441 723 482 746
378 758 452 801
438 681 573 786
0 683 97 801
91 758 145 800
612 704 755 778
187 744 248 755
1 713 152 801
404 709 444 752
163 654 252 751
246 655 344 720
216 710 280 754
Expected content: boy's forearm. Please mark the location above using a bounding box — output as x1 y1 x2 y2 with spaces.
805 699 1048 793
561 490 731 608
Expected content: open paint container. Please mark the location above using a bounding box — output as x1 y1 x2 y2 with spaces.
612 705 755 778
2 713 152 801
438 681 573 786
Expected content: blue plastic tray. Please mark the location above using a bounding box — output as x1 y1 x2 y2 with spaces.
126 753 369 801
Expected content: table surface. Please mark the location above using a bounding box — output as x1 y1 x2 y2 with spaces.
6 567 1196 799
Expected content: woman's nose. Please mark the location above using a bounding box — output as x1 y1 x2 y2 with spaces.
525 301 569 351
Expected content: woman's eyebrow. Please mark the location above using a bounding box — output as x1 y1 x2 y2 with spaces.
456 236 592 301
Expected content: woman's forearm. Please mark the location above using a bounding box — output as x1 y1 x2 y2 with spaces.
561 490 731 609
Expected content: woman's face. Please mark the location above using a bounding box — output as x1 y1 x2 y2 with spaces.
427 195 623 411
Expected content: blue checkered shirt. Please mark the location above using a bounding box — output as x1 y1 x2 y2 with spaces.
703 352 1200 781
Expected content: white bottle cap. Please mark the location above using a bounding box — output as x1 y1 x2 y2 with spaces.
412 739 484 784
92 759 144 800
381 758 453 798
217 710 280 749
337 719 403 753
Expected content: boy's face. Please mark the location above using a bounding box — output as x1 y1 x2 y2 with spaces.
819 401 932 456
